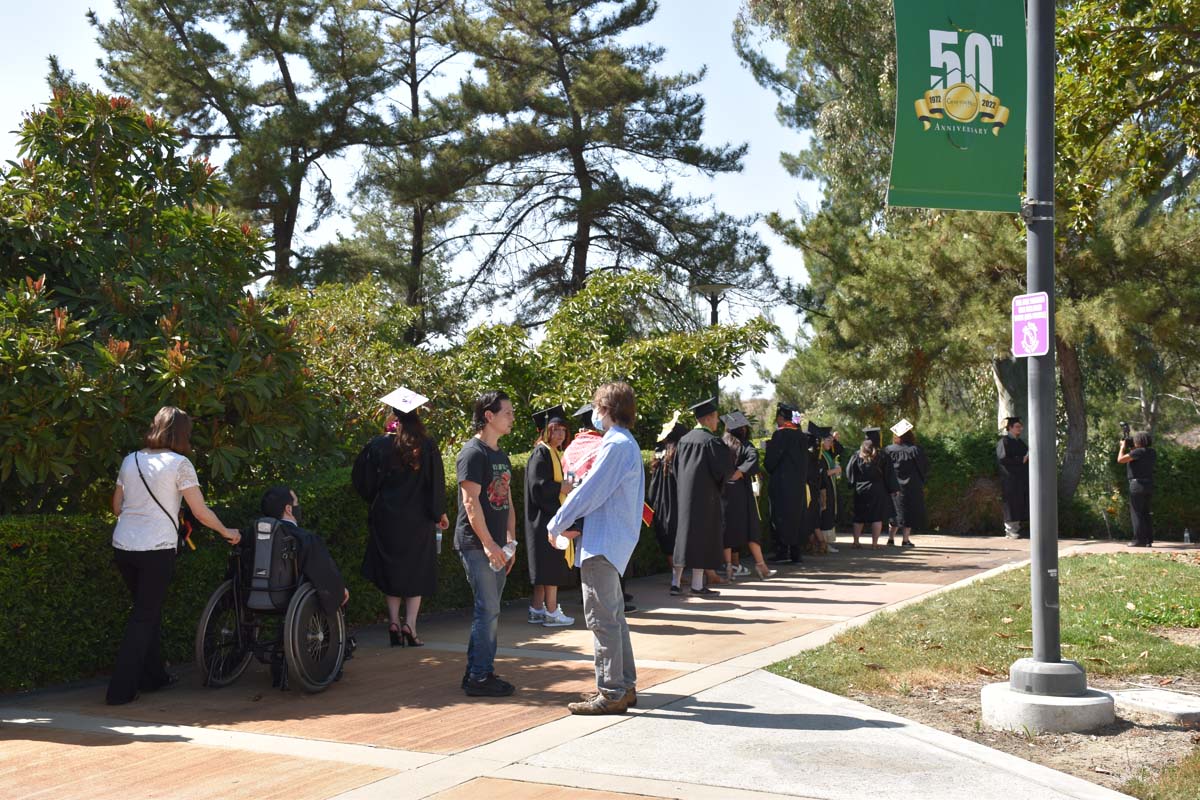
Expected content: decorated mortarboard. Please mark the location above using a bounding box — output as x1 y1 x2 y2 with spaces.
776 402 798 418
890 418 914 437
721 410 751 431
532 404 567 430
571 403 594 424
379 387 429 414
862 426 882 446
656 410 686 444
690 397 719 418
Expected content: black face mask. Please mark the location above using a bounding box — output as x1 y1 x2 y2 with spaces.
290 505 303 526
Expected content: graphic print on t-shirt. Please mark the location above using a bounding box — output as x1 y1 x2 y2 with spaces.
486 464 511 510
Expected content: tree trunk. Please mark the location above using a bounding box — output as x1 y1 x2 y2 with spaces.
1137 379 1160 436
992 357 1028 432
406 203 427 345
1056 337 1087 502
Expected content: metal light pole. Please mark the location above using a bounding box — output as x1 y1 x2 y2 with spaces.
690 282 735 401
1009 0 1087 699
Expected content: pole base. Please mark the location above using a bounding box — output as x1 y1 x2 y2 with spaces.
1008 657 1088 697
981 682 1114 734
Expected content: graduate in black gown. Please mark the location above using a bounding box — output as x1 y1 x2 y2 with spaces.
672 398 732 597
884 419 930 547
764 403 808 564
804 422 825 554
525 405 576 627
996 416 1030 539
816 426 842 552
353 388 448 647
845 428 899 549
648 412 687 585
721 411 774 580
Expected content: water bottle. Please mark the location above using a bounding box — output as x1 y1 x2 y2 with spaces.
491 541 517 572
1185 528 1192 545
436 531 443 554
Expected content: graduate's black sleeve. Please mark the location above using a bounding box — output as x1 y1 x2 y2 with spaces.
763 431 783 473
883 456 901 493
296 530 347 617
426 438 446 521
527 446 561 514
916 446 931 484
708 437 734 486
737 443 759 478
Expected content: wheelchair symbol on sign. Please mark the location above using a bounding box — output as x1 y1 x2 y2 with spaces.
1020 321 1040 354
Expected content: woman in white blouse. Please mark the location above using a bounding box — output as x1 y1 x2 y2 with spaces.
107 406 242 705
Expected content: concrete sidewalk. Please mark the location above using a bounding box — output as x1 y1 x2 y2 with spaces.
0 535 1151 799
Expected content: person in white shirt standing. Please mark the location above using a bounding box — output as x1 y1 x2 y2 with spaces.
107 406 241 705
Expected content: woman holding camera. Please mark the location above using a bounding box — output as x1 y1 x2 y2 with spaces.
108 406 242 705
1117 431 1156 547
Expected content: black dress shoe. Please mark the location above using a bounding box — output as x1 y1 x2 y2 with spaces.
689 586 720 597
623 592 634 602
669 585 682 596
624 602 638 613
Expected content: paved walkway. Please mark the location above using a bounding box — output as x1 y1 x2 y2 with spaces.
1 535 1159 800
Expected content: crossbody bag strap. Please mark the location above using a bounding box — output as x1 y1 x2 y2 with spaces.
134 452 181 537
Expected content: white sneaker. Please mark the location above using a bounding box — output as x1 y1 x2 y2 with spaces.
827 545 840 553
542 606 575 627
733 563 752 578
527 606 546 624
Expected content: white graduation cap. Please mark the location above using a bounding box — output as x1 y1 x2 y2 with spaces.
379 387 429 414
890 418 914 437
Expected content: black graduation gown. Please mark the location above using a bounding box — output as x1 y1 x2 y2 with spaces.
764 427 808 547
357 434 445 598
647 452 680 556
818 451 839 530
281 521 347 617
673 428 732 570
845 453 898 524
804 449 823 534
885 443 930 530
722 441 761 548
524 443 574 586
996 434 1030 522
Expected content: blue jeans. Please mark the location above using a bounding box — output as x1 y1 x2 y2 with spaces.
460 548 506 680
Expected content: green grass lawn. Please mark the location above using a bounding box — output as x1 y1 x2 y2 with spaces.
769 552 1200 696
768 551 1200 800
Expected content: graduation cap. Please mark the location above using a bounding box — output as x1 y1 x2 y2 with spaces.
532 404 566 430
572 403 594 425
721 410 751 431
808 421 832 438
863 427 882 447
656 410 688 445
690 397 719 418
776 402 798 419
380 387 429 415
1004 415 1022 429
891 418 913 437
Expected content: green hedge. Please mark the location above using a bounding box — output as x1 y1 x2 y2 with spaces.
3 435 1197 692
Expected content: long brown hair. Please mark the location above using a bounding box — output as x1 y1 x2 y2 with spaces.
535 420 571 450
858 439 878 464
391 409 428 470
144 406 192 455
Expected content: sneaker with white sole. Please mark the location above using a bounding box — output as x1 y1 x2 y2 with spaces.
733 563 752 578
527 606 546 624
542 606 574 627
827 545 840 553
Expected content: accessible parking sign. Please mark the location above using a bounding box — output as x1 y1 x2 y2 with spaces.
1011 292 1050 357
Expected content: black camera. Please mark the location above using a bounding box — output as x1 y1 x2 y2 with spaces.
1120 421 1132 447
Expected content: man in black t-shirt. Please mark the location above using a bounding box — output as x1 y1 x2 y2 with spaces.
455 390 518 696
1117 431 1156 547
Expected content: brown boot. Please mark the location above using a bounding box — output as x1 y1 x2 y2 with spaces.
568 692 631 715
578 687 637 707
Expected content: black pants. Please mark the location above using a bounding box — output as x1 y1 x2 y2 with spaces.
1130 489 1153 546
107 548 175 704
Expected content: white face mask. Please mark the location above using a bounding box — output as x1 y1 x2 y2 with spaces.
591 409 607 432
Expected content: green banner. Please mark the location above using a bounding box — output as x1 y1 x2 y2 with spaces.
888 0 1027 212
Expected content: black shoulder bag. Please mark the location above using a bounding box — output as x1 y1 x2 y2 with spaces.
134 452 195 551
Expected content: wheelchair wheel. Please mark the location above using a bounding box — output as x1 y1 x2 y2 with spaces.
195 579 253 687
282 582 346 693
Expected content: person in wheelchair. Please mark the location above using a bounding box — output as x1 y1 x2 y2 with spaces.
257 486 351 686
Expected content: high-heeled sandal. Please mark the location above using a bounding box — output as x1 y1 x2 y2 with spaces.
400 624 424 647
388 623 404 648
754 561 776 579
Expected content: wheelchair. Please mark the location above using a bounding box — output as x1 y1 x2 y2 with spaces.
194 517 346 693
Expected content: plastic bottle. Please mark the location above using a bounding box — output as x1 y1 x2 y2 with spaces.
436 531 443 554
491 541 517 571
